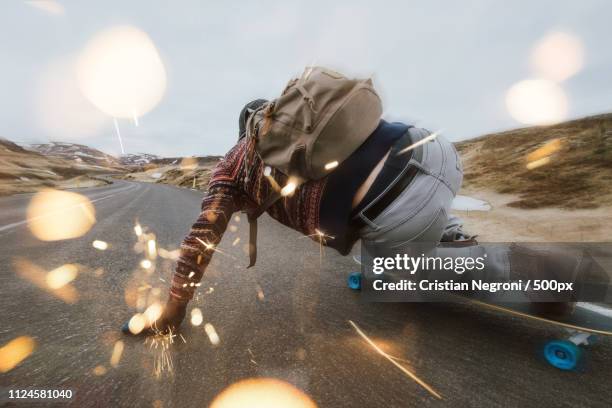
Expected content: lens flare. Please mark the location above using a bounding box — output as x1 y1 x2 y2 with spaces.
180 157 198 170
324 161 339 170
526 138 563 163
0 336 36 373
46 264 78 289
281 181 297 197
190 308 203 326
25 0 64 15
36 59 106 140
13 258 79 304
210 378 317 408
92 240 108 250
526 157 551 170
204 323 220 346
77 25 167 119
92 365 107 376
506 79 568 126
144 302 163 324
110 340 124 367
140 259 152 269
525 138 563 170
147 239 157 258
159 248 180 260
128 314 146 335
531 32 584 82
27 189 96 241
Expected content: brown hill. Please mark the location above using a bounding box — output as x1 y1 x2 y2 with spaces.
456 114 612 209
0 138 118 195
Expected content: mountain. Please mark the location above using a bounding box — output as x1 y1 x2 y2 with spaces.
122 155 223 190
120 153 161 166
0 138 116 195
150 156 222 166
456 113 612 209
27 142 122 167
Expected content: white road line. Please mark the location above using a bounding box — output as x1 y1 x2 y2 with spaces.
576 302 612 318
0 193 118 233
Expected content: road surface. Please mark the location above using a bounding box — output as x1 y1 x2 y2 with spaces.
1 181 611 407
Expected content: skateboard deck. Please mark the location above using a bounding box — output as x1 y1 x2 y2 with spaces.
469 299 612 336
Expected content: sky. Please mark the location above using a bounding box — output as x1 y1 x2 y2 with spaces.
1 0 611 157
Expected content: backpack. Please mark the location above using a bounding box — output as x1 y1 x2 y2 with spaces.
244 66 383 266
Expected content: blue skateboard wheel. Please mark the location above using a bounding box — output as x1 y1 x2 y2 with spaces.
543 340 581 370
348 272 361 290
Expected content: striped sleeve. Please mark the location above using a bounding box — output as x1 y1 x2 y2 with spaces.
169 144 245 303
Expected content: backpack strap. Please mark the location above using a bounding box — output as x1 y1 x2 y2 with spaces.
247 190 282 267
245 149 307 268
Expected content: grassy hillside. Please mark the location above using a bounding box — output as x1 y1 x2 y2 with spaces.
456 114 612 209
0 138 116 195
121 156 222 190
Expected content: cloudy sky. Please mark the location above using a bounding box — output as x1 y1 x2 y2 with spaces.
1 0 611 157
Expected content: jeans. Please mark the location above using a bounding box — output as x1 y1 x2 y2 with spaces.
356 127 463 253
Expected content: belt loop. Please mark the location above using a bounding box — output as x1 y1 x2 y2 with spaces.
408 158 431 176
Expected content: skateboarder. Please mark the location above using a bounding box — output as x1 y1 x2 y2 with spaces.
121 68 474 335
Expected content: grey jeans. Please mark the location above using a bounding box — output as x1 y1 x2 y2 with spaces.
357 127 463 253
355 128 510 284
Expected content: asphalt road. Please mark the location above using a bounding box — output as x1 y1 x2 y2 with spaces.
1 180 611 407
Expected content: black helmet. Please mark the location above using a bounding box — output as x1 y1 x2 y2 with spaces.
238 99 268 140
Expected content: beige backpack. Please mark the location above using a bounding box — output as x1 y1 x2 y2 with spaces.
245 66 383 266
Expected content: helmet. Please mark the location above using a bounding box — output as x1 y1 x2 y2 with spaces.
238 99 268 140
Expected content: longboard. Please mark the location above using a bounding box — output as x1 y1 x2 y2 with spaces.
348 255 612 370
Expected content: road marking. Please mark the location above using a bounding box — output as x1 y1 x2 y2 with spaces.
577 302 612 318
0 193 118 233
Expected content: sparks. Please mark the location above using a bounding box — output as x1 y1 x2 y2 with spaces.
195 237 235 259
196 237 214 250
324 160 339 170
145 330 176 378
348 320 442 400
302 229 335 264
397 131 441 155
